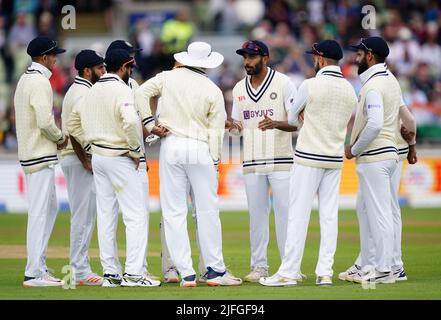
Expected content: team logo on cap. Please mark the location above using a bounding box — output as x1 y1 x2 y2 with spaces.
270 92 277 100
125 41 133 48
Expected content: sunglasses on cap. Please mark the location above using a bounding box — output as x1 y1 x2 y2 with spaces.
242 41 265 55
311 43 324 56
40 41 58 55
359 38 373 52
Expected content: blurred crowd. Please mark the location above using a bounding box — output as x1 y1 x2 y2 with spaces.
0 0 440 153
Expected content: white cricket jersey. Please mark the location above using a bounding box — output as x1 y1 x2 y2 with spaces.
61 76 92 158
135 66 226 162
69 73 141 158
289 66 357 169
14 62 65 173
231 67 296 174
350 63 401 163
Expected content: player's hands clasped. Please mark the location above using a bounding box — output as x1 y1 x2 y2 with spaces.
57 135 69 150
151 125 169 138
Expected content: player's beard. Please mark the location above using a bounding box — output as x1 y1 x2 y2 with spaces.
358 56 369 75
314 58 321 73
122 68 130 84
90 70 101 84
245 60 263 75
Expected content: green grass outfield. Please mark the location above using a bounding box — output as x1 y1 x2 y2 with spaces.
0 208 440 300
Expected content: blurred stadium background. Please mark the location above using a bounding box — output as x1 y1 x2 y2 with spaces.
0 0 440 212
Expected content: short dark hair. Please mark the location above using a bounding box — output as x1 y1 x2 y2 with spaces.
106 64 120 73
78 69 85 77
373 53 386 63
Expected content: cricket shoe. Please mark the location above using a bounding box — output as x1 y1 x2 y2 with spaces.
243 267 268 282
338 264 361 282
393 268 408 281
102 273 122 287
360 270 396 284
23 272 64 287
198 271 208 283
206 267 242 286
121 273 161 287
316 275 333 286
259 273 297 287
76 273 103 286
180 275 197 287
163 267 180 283
145 270 160 281
294 272 307 282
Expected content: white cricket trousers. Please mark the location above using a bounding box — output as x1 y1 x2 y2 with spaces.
278 164 342 278
139 168 150 273
355 160 404 271
92 153 148 276
160 187 205 275
356 159 397 273
24 166 58 278
243 171 290 270
159 134 225 278
61 155 97 278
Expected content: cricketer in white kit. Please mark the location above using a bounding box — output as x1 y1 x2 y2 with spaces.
62 50 106 286
15 36 69 287
344 37 403 284
229 40 298 282
136 41 242 287
260 40 357 287
149 94 206 284
105 39 159 281
70 49 160 287
340 79 417 283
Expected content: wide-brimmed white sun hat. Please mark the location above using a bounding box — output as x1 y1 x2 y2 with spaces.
174 42 224 69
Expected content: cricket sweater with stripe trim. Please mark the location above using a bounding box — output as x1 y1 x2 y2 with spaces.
69 73 141 158
14 62 65 173
350 64 401 163
135 67 226 163
292 66 357 169
232 68 296 174
61 76 93 158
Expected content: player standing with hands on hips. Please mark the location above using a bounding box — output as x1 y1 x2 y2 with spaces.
136 41 242 287
62 50 106 286
15 36 68 287
260 40 357 287
227 40 298 282
342 37 417 284
72 49 160 288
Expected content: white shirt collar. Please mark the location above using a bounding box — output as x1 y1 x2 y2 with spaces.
359 63 387 84
74 76 93 88
316 65 342 77
101 73 127 84
29 62 52 79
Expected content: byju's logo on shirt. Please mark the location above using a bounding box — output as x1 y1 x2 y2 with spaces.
243 109 274 120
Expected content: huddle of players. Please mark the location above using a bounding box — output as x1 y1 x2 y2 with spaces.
15 34 416 288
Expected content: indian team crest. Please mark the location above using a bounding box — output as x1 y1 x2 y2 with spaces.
270 92 277 100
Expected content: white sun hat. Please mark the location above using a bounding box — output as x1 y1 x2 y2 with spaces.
174 41 224 69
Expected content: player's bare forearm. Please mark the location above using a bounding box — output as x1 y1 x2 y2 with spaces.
274 121 298 132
